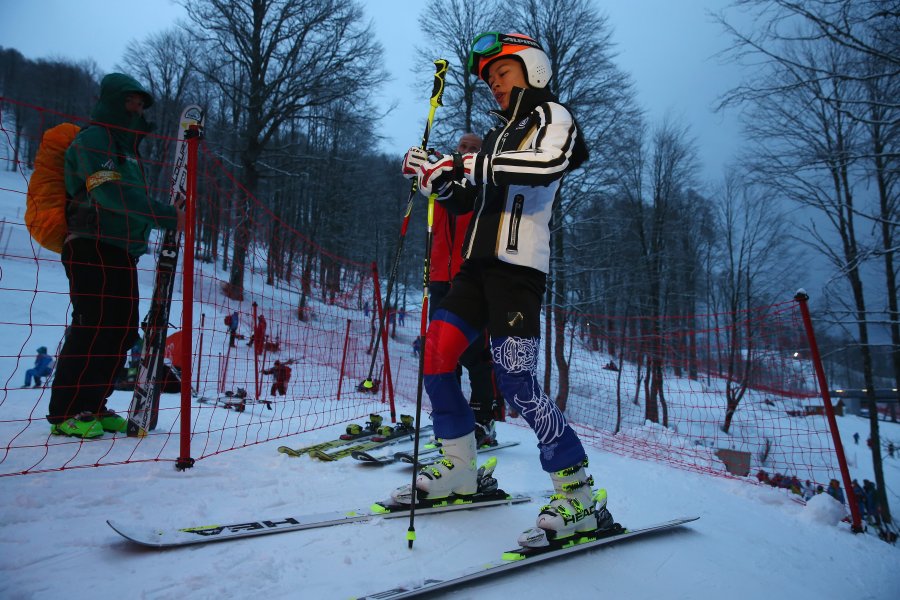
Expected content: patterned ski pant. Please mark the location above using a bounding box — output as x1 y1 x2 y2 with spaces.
423 259 586 472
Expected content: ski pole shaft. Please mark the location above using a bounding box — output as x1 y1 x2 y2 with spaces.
362 59 448 393
408 191 438 549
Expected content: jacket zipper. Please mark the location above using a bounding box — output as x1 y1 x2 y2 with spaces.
464 90 525 259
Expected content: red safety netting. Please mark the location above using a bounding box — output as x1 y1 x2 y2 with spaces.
0 98 397 476
534 303 842 493
0 98 845 507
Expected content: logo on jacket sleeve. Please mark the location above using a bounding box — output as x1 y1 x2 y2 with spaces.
86 170 122 192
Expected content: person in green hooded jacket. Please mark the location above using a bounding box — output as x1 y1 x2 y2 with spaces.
48 72 184 438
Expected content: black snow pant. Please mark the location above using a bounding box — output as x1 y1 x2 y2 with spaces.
429 281 499 424
48 238 139 423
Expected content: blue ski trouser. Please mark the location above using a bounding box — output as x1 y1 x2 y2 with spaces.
25 366 52 386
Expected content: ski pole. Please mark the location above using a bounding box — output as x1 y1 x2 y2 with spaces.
407 190 438 549
360 58 448 394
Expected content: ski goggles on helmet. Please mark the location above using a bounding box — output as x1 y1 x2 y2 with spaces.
467 32 544 77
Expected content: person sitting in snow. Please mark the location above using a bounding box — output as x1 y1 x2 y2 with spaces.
826 479 845 505
24 346 54 387
802 479 816 500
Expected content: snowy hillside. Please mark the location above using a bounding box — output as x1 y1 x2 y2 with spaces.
0 164 898 599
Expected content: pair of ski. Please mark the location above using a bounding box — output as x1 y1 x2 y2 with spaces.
311 424 434 461
127 105 204 437
107 493 696 598
275 418 381 457
352 440 520 467
276 422 432 461
355 516 698 599
196 393 272 412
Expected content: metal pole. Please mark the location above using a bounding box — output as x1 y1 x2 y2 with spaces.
176 124 201 470
795 290 862 532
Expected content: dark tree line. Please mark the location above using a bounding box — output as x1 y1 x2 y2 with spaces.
718 0 897 530
0 47 98 171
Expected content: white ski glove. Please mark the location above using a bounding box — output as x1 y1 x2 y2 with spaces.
401 147 429 180
457 153 478 185
417 154 456 199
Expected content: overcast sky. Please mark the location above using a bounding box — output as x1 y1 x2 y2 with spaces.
1 0 748 183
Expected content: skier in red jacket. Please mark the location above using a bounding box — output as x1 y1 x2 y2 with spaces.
428 133 502 448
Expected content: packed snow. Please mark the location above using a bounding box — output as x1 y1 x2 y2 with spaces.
0 162 898 599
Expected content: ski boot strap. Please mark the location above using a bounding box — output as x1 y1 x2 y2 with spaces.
561 474 594 493
553 456 590 478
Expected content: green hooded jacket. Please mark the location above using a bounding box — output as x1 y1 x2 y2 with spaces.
64 72 178 256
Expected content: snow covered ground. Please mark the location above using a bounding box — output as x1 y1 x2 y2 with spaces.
0 157 898 599
1 414 898 599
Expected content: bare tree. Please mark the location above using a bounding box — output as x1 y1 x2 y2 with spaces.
0 50 97 169
510 0 640 410
860 53 900 423
712 171 799 432
717 1 900 125
414 0 508 148
719 4 895 528
180 0 385 299
620 118 700 425
119 28 199 201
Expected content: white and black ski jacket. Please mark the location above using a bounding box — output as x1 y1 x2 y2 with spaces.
443 86 588 274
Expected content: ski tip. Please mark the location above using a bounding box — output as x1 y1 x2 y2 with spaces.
370 502 390 514
126 427 148 438
277 446 304 457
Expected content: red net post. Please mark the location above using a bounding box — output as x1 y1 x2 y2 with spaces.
252 301 260 401
369 261 396 420
381 309 396 423
795 290 863 532
195 313 205 392
177 124 201 471
337 319 351 401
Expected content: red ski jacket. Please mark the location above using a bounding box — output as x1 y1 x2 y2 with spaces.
430 202 471 283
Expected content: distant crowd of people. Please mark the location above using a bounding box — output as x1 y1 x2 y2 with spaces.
756 470 826 500
756 469 889 528
850 478 884 527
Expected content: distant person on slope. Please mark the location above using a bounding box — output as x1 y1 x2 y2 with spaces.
47 73 184 439
23 346 54 388
225 310 240 348
262 360 292 396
